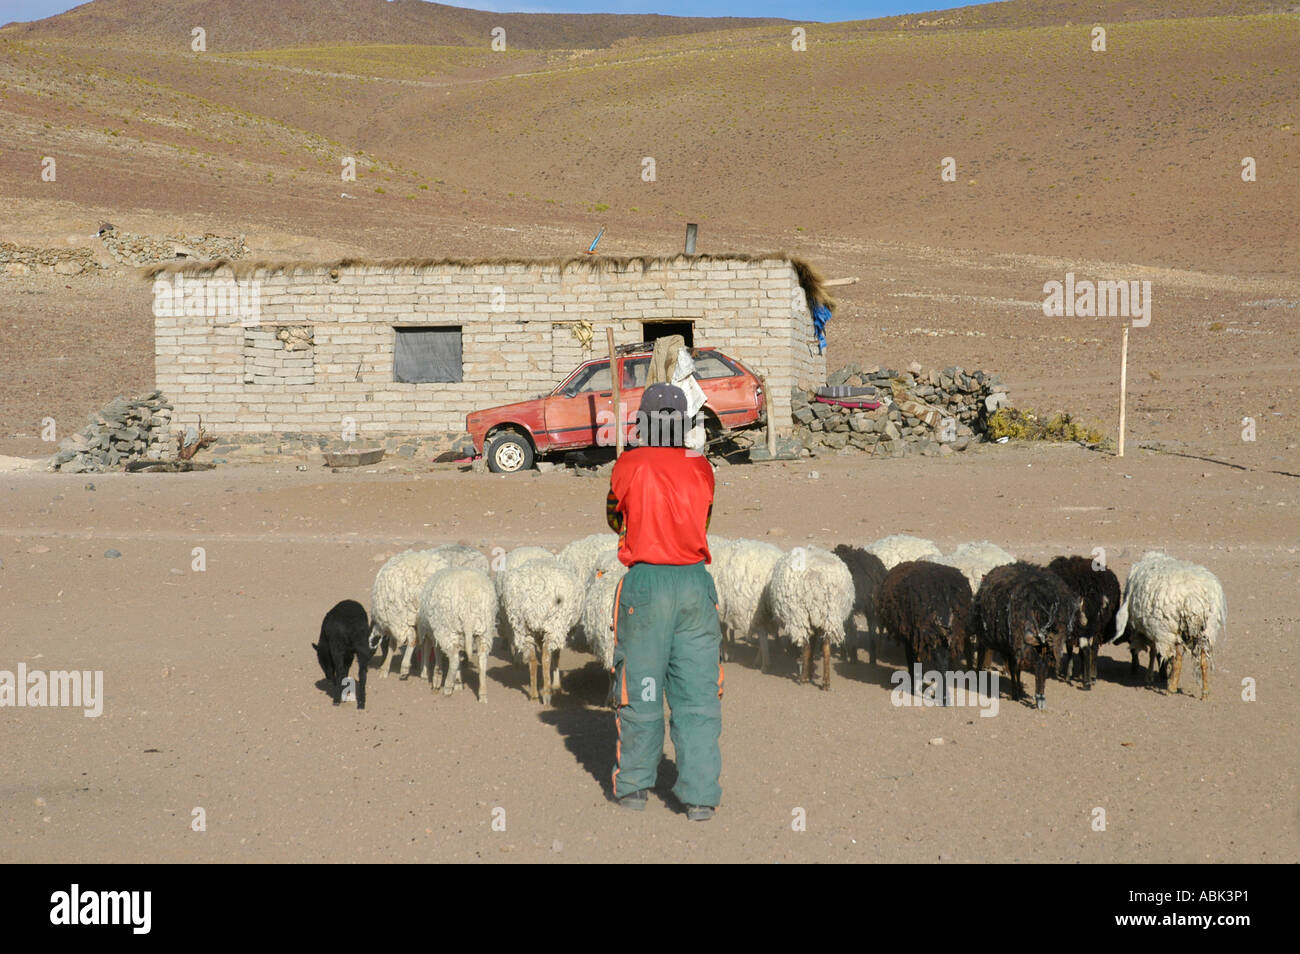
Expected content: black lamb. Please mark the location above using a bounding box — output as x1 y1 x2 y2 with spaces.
973 562 1085 710
877 560 973 705
832 544 889 665
1047 555 1121 690
313 599 373 709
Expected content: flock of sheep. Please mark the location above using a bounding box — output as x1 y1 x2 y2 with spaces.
313 531 1227 713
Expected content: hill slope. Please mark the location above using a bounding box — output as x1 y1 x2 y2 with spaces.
0 0 791 51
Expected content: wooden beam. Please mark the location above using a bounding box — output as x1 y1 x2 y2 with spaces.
763 376 776 456
608 327 623 456
1118 324 1129 458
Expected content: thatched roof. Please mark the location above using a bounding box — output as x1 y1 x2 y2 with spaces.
141 252 835 312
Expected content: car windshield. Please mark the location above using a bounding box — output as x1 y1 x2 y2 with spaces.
560 361 611 394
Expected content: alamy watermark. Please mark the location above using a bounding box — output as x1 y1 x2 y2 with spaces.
50 884 150 934
595 407 705 455
152 273 262 325
1 664 103 717
1042 272 1151 326
890 664 1000 717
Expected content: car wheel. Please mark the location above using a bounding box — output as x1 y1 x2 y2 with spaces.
486 432 534 473
701 411 725 445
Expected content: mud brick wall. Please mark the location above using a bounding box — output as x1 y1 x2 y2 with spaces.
152 255 826 441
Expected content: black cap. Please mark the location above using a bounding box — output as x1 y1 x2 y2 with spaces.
636 383 688 448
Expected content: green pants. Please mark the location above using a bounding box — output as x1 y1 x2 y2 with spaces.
611 562 723 807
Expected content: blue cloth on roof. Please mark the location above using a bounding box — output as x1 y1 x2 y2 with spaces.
811 301 832 351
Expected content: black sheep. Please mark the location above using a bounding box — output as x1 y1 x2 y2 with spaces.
832 544 888 664
877 560 972 705
973 562 1084 710
1047 555 1121 690
313 599 373 709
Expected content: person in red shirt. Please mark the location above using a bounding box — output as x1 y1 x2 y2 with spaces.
605 383 722 820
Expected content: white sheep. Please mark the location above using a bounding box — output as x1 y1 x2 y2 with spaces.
435 543 490 574
866 534 942 570
768 546 854 690
370 544 490 680
936 541 1016 593
498 558 583 704
589 548 626 580
710 539 783 671
558 533 618 585
371 548 455 679
579 562 628 670
416 567 497 702
1115 551 1226 699
501 545 556 573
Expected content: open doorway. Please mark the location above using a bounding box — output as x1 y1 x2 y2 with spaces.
641 320 694 347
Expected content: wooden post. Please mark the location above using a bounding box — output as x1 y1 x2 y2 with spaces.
763 376 776 456
1118 324 1129 458
608 327 623 456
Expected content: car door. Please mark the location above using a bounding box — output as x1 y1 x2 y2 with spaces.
542 360 613 449
616 355 650 444
692 349 759 428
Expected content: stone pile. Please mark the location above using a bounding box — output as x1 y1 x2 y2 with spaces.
792 363 1010 458
99 227 248 267
52 392 174 474
0 242 102 276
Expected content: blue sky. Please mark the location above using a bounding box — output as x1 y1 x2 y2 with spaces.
4 1 974 26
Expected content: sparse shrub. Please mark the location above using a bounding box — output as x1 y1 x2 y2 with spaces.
987 407 1107 446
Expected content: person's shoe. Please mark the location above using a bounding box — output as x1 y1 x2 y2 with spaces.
618 789 648 811
686 804 715 822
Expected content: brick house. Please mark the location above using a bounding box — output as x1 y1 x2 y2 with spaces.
148 253 830 451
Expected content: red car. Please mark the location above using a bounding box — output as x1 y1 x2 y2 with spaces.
467 345 766 472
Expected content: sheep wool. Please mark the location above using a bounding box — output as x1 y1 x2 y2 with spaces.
877 560 972 701
498 558 583 704
371 548 462 679
502 545 556 573
711 539 783 670
974 561 1083 710
936 541 1016 593
769 546 854 690
417 567 497 702
1115 551 1226 699
580 565 627 670
434 543 490 575
867 534 942 571
559 533 618 586
831 544 888 664
1047 554 1121 690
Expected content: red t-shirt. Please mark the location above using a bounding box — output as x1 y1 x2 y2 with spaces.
607 447 714 567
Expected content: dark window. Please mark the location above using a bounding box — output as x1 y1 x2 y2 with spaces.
395 326 462 383
642 320 694 347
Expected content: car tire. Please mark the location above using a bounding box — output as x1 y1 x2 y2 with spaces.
701 410 725 444
486 432 534 473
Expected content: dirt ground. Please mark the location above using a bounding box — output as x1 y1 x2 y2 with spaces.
1 440 1296 863
1 0 1297 865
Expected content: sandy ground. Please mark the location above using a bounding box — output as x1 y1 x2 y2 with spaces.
1 0 1297 865
1 442 1296 863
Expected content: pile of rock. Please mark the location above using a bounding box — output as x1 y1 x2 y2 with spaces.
792 363 1010 458
0 242 102 277
52 392 174 474
99 227 248 267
